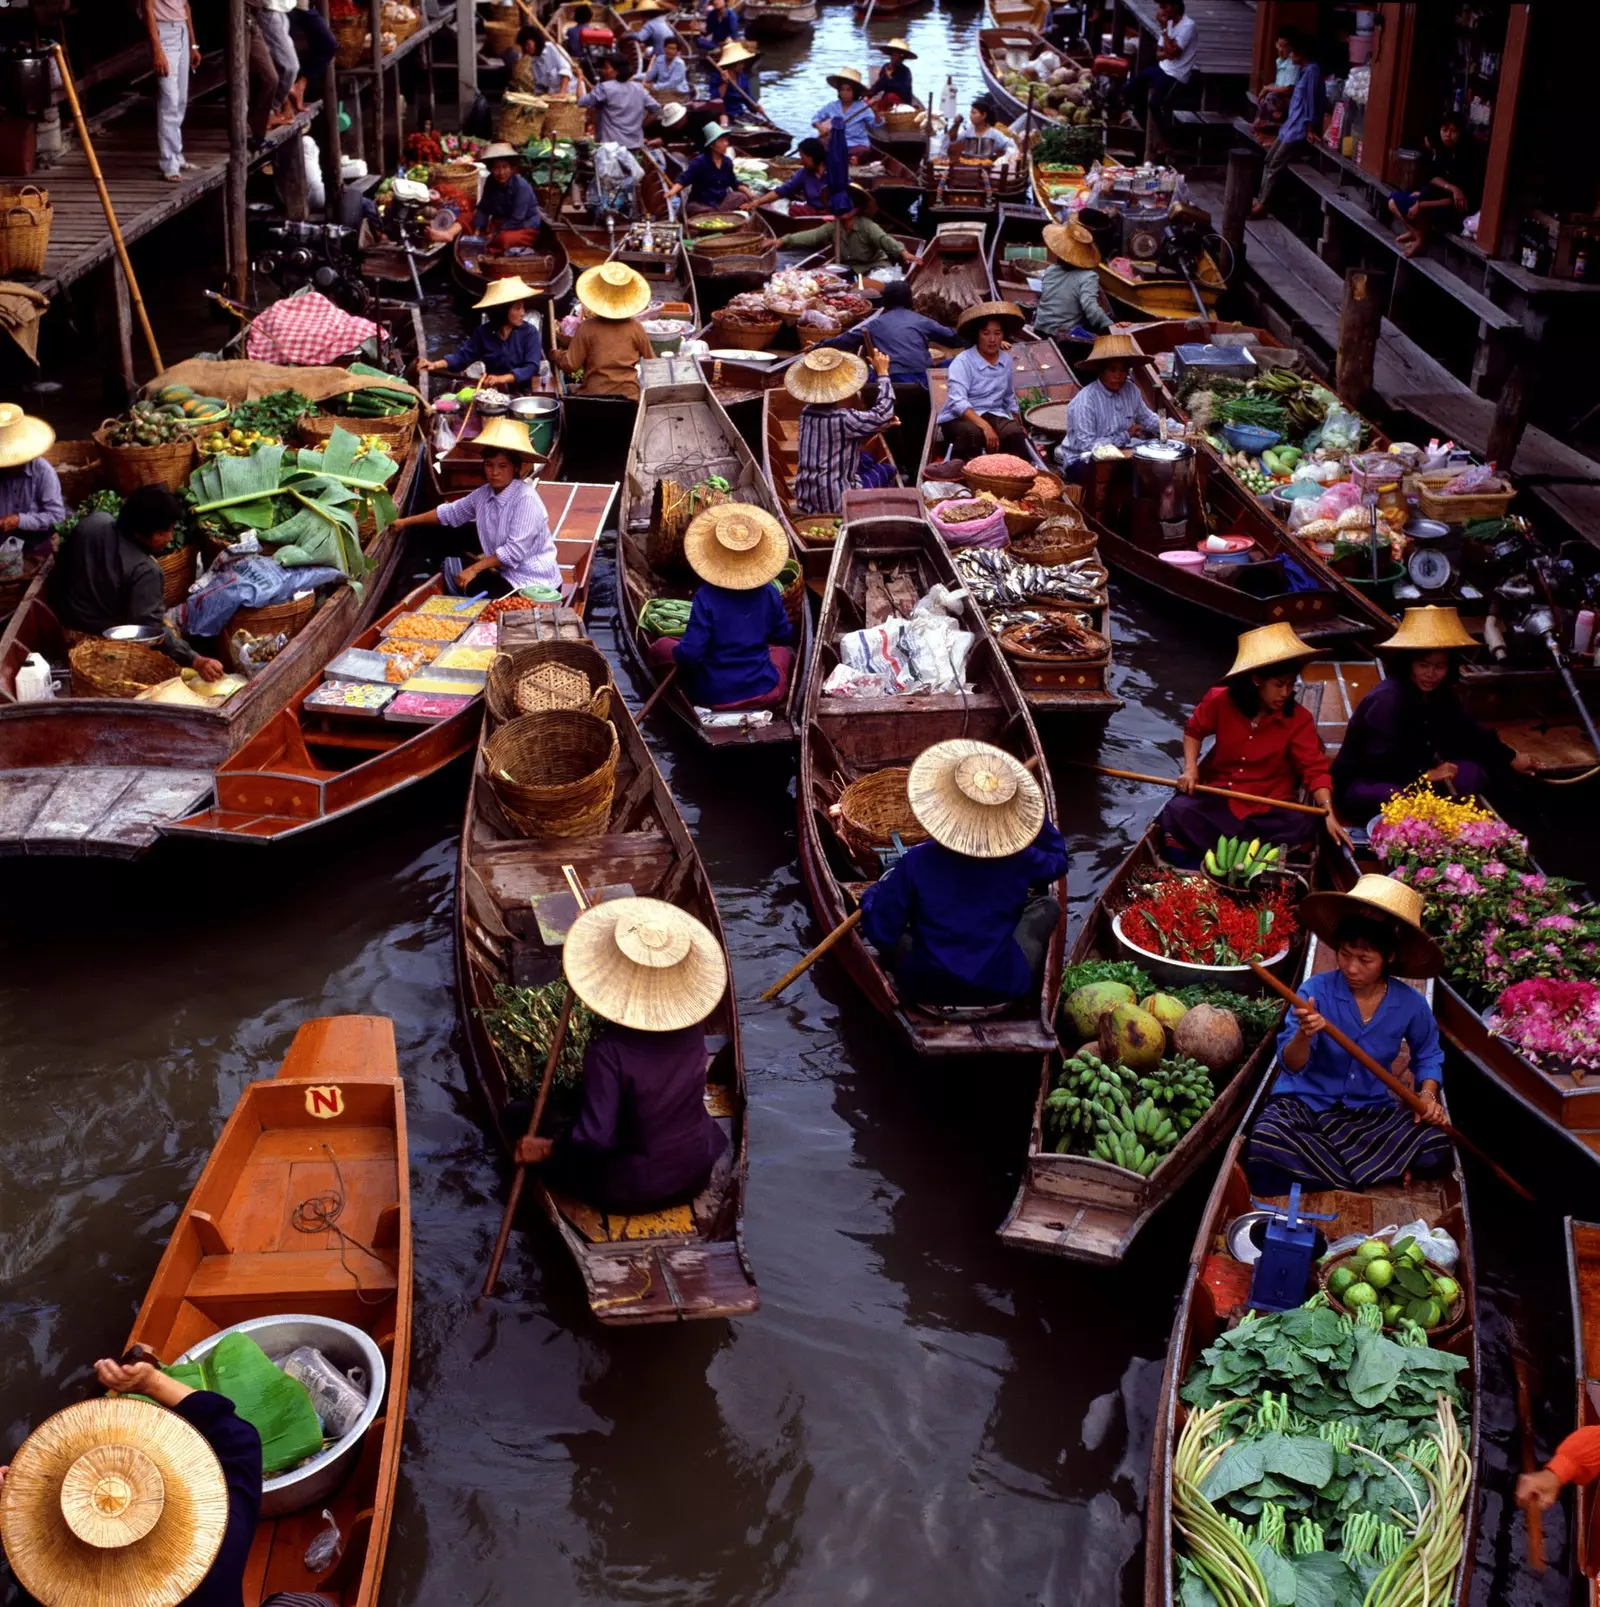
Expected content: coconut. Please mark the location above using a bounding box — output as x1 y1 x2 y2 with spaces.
1141 992 1188 1040
1173 1003 1245 1074
1097 1002 1166 1071
1062 980 1135 1042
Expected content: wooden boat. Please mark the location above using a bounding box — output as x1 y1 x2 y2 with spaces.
0 451 419 858
988 0 1047 28
428 389 566 497
978 29 1094 131
455 617 760 1323
905 222 998 326
123 1013 411 1607
919 334 1073 478
452 222 575 307
990 202 1052 313
615 376 808 747
359 233 449 290
751 150 923 235
1144 935 1479 1607
684 206 780 309
1565 1217 1600 1593
869 104 929 171
999 825 1299 1262
163 487 613 845
797 512 1065 1055
762 381 899 586
921 148 1031 229
1097 251 1225 321
740 0 817 35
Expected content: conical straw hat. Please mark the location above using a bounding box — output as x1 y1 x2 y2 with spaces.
1377 606 1476 654
882 37 917 57
1225 622 1319 680
474 416 538 458
0 1397 229 1607
1299 873 1443 978
715 40 759 67
906 739 1045 858
784 347 869 405
473 274 539 311
682 502 789 589
564 896 728 1030
1078 332 1152 371
825 67 867 93
956 300 1026 340
0 402 54 468
1042 220 1099 268
480 143 522 163
575 261 652 320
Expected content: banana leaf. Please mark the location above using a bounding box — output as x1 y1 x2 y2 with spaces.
164 1332 325 1476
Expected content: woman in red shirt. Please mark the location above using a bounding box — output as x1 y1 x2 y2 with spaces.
1159 623 1353 864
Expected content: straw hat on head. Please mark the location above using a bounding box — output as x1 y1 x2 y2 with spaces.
575 261 652 320
0 403 53 469
715 40 759 68
564 896 727 1031
630 0 671 12
907 739 1045 859
882 37 917 57
1299 874 1443 978
0 1396 229 1607
845 182 877 217
1225 622 1320 681
1078 332 1152 372
1377 605 1477 655
659 102 688 128
479 142 522 164
1042 220 1099 269
475 416 538 459
682 502 789 590
826 67 868 93
784 346 869 405
473 274 538 312
956 300 1026 341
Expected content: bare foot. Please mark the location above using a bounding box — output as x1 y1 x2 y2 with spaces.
1400 237 1424 258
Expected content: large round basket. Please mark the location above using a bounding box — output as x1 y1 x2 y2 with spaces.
45 438 106 508
999 613 1109 663
542 98 587 140
796 321 840 351
1010 519 1097 567
154 543 197 607
299 406 417 447
710 311 781 351
221 592 317 671
486 639 613 725
884 106 922 131
831 767 929 863
430 163 481 220
963 467 1036 500
69 638 176 699
498 95 546 147
483 709 620 840
484 15 520 54
0 185 51 277
1318 1247 1466 1339
94 425 196 494
334 16 370 67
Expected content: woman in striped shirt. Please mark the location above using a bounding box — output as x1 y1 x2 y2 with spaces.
788 347 896 516
1058 332 1161 467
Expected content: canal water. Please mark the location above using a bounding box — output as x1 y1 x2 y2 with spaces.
0 3 1589 1602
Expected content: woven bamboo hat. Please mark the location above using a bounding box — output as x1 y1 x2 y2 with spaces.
682 502 789 589
475 416 538 459
882 37 917 57
1378 606 1477 654
1226 622 1319 680
630 0 671 13
659 102 688 128
480 142 522 163
957 300 1026 341
907 739 1045 859
0 403 53 469
1078 332 1152 372
1299 874 1443 978
575 261 652 320
473 274 538 311
0 1397 229 1607
715 40 759 67
564 896 727 1030
826 67 868 93
784 346 869 404
1042 220 1100 269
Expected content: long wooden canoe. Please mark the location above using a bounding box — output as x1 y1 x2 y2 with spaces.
905 222 998 327
977 29 1092 131
1145 936 1480 1606
1565 1217 1600 1595
124 1014 411 1607
455 614 760 1323
452 222 575 307
989 202 1053 314
999 824 1297 1263
740 0 817 35
797 512 1064 1055
616 375 809 746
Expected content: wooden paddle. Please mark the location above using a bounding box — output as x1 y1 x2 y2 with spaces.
1068 760 1330 818
636 664 679 722
482 865 590 1298
716 66 778 130
1246 962 1537 1203
1512 1345 1548 1572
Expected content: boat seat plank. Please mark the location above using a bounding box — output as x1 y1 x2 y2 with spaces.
0 770 60 837
473 837 673 909
1002 1198 1131 1260
218 1162 295 1256
248 1125 398 1167
12 766 214 854
187 1246 399 1303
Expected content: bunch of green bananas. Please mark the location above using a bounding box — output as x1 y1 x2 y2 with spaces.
1253 368 1331 434
1136 1054 1214 1133
1044 1051 1137 1147
1203 835 1281 887
1090 1097 1177 1176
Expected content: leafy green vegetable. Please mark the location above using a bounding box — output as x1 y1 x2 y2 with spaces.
1060 959 1152 1001
165 1333 323 1476
1032 123 1105 168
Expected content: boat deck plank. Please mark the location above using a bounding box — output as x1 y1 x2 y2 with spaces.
6 765 212 855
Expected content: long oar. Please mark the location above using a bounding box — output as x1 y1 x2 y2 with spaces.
635 664 678 723
761 909 862 1001
1512 1345 1547 1572
482 865 590 1298
1246 962 1536 1203
1067 759 1329 818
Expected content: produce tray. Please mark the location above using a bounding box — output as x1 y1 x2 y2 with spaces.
435 643 497 673
418 595 488 618
384 690 477 724
458 619 499 649
324 649 394 684
384 612 471 644
399 668 487 695
305 681 398 717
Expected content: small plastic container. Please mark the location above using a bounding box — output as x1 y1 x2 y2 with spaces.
1222 422 1283 456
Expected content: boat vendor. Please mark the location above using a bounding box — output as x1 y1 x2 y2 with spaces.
643 33 691 94
1519 1425 1600 1517
1033 221 1114 345
934 95 1018 163
508 22 574 95
1332 606 1538 819
697 0 742 91
418 273 544 388
391 417 562 599
0 1355 262 1607
1058 332 1160 468
647 502 795 710
780 185 909 273
1245 874 1449 1193
0 404 65 549
514 898 730 1215
707 40 761 124
861 739 1067 1008
52 485 225 681
626 0 675 63
868 39 916 110
755 135 829 214
666 125 754 215
936 300 1030 460
580 53 661 152
1160 622 1352 862
554 261 655 401
812 67 881 155
472 143 542 253
787 346 897 516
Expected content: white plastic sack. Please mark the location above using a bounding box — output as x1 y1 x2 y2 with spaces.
1322 1218 1459 1274
822 663 890 698
837 619 917 694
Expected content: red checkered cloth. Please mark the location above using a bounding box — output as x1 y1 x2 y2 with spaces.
245 292 380 367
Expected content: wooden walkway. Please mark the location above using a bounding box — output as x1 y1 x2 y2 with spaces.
1121 0 1255 79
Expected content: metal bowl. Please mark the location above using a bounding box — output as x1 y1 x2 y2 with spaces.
509 396 559 421
102 624 165 647
178 1314 386 1518
475 397 510 418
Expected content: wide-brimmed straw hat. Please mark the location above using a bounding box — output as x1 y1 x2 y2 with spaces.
564 896 727 1030
575 261 652 320
682 502 789 590
826 67 867 93
659 102 688 128
1042 221 1099 269
1299 874 1443 978
1377 605 1476 655
0 1397 230 1607
784 346 869 405
473 274 538 312
1225 622 1319 681
480 142 522 164
882 37 917 57
0 403 53 469
844 182 877 216
907 739 1045 859
1078 332 1152 372
956 300 1026 341
629 0 671 13
475 416 538 459
715 40 759 67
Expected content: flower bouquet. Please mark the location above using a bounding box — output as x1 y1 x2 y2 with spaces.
1488 978 1600 1072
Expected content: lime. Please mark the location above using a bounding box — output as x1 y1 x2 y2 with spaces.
1357 1239 1389 1262
1344 1282 1378 1307
1365 1258 1394 1290
1422 1299 1442 1328
1383 1303 1404 1326
1432 1275 1460 1306
1328 1266 1357 1298
1404 1242 1426 1267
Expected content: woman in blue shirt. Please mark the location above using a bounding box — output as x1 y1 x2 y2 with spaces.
813 67 881 154
419 273 544 388
666 125 754 215
869 39 916 108
1247 875 1450 1193
697 0 741 91
936 300 1030 460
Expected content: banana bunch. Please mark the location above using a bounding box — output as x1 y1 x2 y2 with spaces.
1136 1054 1214 1133
1253 368 1330 434
1045 1051 1137 1148
1203 835 1281 888
1090 1097 1176 1176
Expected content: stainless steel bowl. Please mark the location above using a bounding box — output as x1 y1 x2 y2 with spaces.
102 624 165 647
178 1314 387 1518
510 396 559 421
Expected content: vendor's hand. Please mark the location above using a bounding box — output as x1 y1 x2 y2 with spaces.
1425 761 1459 785
419 358 447 372
1293 1002 1327 1040
1413 1088 1448 1128
1517 1468 1563 1513
1323 811 1354 851
194 656 225 683
979 419 999 452
0 513 18 533
1511 752 1538 775
486 373 515 388
515 1135 554 1166
1176 763 1199 795
95 1358 161 1396
871 350 892 378
1128 423 1147 439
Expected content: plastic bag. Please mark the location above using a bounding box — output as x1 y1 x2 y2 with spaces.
822 662 890 698
278 1345 369 1439
303 1510 343 1574
837 618 916 693
1317 404 1362 452
929 497 1008 550
901 612 973 693
1322 1218 1459 1273
0 535 22 580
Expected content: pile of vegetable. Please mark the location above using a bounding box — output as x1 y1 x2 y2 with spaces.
639 598 691 639
54 487 125 540
1326 1234 1464 1334
518 138 578 191
1033 123 1105 166
320 363 415 420
1183 368 1360 496
231 390 315 440
479 980 598 1102
999 61 1099 127
103 398 214 448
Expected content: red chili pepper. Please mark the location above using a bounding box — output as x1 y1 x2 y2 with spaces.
1121 877 1297 967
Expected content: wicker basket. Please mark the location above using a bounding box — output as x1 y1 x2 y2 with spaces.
1417 477 1516 523
94 425 196 494
388 5 421 42
334 16 370 67
484 15 521 54
691 230 768 259
498 95 547 147
153 543 197 607
884 106 922 131
0 186 51 276
797 321 842 351
1010 519 1097 567
46 439 106 509
487 639 612 724
483 709 620 839
710 311 781 350
1000 504 1044 539
648 477 730 570
69 638 177 699
542 98 586 139
221 592 317 670
299 406 417 447
832 767 930 862
430 162 481 219
776 559 804 631
1000 614 1110 664
964 467 1036 500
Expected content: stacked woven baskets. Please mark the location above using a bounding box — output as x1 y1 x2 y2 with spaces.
153 544 197 607
334 15 370 67
486 639 612 726
0 185 51 277
94 425 196 494
484 709 620 840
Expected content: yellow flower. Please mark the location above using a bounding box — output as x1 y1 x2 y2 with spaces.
1376 781 1494 839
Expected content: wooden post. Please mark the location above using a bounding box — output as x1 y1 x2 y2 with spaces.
1336 266 1384 408
318 0 344 219
348 83 365 172
369 0 386 173
110 260 137 403
457 0 478 121
1487 356 1530 469
1221 147 1255 272
420 33 437 128
226 0 250 302
1477 3 1531 259
278 120 309 220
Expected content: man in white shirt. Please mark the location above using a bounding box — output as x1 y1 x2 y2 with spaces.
1126 0 1198 152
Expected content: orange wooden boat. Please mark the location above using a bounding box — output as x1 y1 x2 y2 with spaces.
123 1015 411 1607
1566 1216 1600 1598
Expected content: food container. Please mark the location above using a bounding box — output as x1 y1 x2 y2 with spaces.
1111 911 1293 994
509 394 559 455
325 648 393 684
1173 343 1257 386
306 680 399 716
101 623 165 647
1200 534 1254 555
1157 549 1206 569
1221 423 1282 456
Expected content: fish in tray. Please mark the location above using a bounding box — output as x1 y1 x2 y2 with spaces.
953 547 1109 608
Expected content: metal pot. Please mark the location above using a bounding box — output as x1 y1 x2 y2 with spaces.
4 48 56 117
102 624 165 648
1130 439 1200 550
